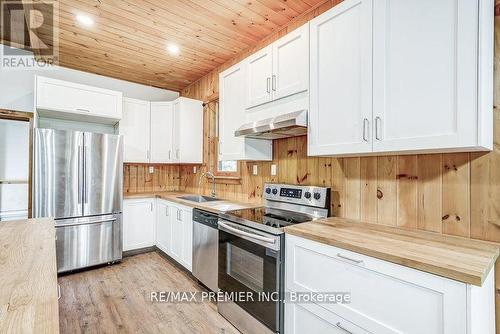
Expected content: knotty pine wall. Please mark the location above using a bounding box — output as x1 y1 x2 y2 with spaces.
124 164 180 193
178 0 500 328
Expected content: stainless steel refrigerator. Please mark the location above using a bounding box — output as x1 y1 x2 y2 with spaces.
33 128 123 273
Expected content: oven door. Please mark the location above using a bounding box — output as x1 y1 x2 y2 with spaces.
218 219 282 332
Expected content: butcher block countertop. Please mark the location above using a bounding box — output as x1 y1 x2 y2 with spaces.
285 217 499 286
0 218 59 334
124 191 260 214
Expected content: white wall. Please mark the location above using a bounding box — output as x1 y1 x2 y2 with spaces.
0 44 179 112
0 119 29 220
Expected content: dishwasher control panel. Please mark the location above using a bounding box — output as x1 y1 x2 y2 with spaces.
193 208 219 228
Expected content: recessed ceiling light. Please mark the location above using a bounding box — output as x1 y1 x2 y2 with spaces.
167 43 180 55
76 14 94 26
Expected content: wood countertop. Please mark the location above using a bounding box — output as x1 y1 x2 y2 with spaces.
285 217 499 286
124 191 260 214
0 218 59 333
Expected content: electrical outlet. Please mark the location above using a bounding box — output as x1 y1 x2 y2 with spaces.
271 164 277 176
193 166 197 174
149 166 154 174
253 165 258 175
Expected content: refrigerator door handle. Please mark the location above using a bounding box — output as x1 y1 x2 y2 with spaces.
57 218 117 228
83 145 88 204
78 145 83 204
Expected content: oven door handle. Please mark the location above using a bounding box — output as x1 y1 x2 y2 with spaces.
218 221 276 244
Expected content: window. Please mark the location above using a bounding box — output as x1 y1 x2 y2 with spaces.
218 160 237 173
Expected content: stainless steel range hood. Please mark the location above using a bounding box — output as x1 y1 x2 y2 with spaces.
234 110 307 140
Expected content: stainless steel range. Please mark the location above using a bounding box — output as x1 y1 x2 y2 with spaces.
217 183 331 334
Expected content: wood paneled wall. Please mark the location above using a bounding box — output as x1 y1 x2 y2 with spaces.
124 164 180 194
178 0 500 328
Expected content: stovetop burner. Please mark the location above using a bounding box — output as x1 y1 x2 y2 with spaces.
227 207 313 227
219 183 331 235
220 206 322 234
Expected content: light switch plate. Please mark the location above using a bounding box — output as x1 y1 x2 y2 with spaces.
253 165 258 175
193 166 197 174
271 164 277 176
149 166 154 174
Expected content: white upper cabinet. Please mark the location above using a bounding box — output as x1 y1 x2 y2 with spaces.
121 98 150 163
150 102 173 163
245 24 310 109
246 45 274 108
219 63 273 161
171 100 181 163
309 0 373 156
308 0 493 157
372 0 492 153
120 97 203 164
272 24 309 100
172 97 203 164
35 76 122 124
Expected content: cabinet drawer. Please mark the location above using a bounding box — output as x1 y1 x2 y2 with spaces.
285 298 371 334
285 234 467 334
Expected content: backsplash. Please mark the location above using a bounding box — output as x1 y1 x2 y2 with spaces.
124 164 180 193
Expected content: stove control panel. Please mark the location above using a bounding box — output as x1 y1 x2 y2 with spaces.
280 187 302 199
264 183 330 209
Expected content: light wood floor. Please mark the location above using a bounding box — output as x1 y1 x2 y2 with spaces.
58 252 240 334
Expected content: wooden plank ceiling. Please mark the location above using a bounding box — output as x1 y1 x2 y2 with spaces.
47 0 325 91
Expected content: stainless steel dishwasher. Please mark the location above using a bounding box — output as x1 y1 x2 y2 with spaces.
192 208 219 292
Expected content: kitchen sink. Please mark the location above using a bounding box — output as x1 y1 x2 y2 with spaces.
177 195 221 203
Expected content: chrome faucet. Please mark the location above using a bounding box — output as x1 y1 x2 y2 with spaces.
199 171 216 198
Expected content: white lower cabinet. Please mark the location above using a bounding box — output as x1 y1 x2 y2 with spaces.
180 207 193 271
161 202 193 271
155 199 173 254
126 198 193 271
285 300 370 334
123 199 155 251
170 207 184 261
285 234 495 334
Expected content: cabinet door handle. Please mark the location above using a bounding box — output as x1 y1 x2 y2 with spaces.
76 108 90 113
362 118 369 142
57 284 61 300
150 202 153 211
165 207 169 216
272 75 277 91
168 150 171 160
337 253 363 264
178 210 182 221
375 116 382 141
266 77 271 93
176 149 179 159
335 322 353 334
